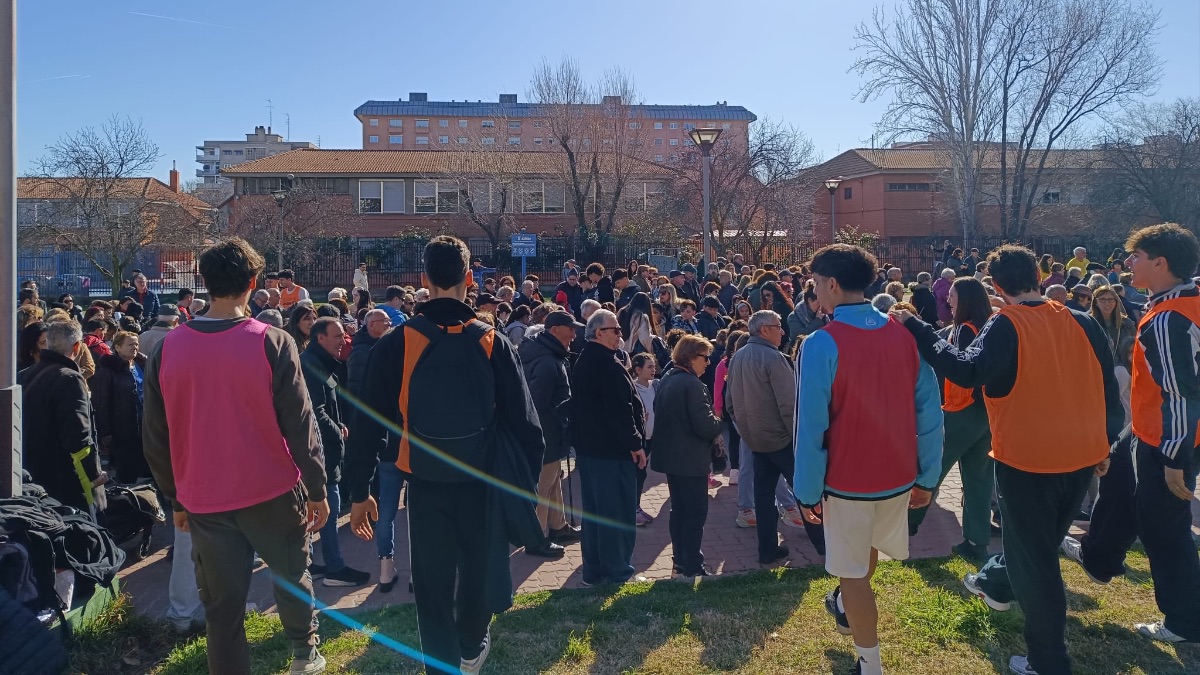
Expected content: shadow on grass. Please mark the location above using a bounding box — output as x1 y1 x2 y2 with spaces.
1065 619 1199 675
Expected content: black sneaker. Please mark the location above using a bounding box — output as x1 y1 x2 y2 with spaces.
525 542 566 559
952 540 989 565
309 563 327 579
759 545 789 565
674 564 714 578
824 586 852 635
322 566 370 587
851 657 865 675
548 524 581 544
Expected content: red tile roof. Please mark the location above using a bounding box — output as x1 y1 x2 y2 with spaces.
18 177 214 221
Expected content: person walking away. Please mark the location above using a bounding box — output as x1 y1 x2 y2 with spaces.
520 311 585 545
19 320 107 511
907 278 996 564
892 245 1122 675
1061 223 1200 646
277 269 310 311
652 334 724 577
346 236 545 674
143 237 330 675
91 331 151 483
793 244 944 675
570 309 648 585
727 310 825 563
301 317 370 587
631 354 659 526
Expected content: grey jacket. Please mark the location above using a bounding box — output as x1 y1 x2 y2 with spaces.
650 367 723 477
725 336 796 453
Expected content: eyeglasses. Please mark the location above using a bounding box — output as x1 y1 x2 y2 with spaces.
598 326 623 335
761 323 783 330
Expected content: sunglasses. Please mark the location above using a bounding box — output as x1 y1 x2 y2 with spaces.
598 326 623 334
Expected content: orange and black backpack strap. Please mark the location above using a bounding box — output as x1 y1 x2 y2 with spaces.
395 317 494 473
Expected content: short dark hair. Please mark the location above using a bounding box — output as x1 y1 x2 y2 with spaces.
585 263 605 278
199 237 265 299
265 271 280 280
810 244 877 292
124 301 143 319
311 316 341 338
177 288 194 301
83 318 105 333
424 236 471 290
316 304 340 319
611 269 629 283
277 269 295 280
677 299 697 311
986 245 1040 295
18 288 35 303
385 285 406 302
1125 223 1200 280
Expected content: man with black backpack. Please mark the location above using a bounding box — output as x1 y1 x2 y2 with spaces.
346 235 545 675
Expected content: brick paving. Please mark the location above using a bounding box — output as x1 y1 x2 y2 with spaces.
119 463 1200 619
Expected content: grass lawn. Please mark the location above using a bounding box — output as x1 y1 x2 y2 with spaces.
70 550 1199 675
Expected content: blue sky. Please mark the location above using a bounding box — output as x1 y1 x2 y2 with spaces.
16 0 1200 181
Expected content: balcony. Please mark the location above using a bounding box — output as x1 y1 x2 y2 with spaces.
196 166 220 177
197 153 218 162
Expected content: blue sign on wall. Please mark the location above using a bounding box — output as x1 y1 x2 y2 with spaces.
511 233 537 258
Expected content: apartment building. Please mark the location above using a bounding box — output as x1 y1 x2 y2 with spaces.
196 126 317 184
354 92 755 163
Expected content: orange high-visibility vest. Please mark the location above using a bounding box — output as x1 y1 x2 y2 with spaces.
1130 295 1200 449
942 323 980 413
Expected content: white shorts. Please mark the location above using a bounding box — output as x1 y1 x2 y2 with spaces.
823 491 911 579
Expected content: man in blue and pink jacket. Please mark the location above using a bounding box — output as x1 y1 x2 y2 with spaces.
793 244 943 675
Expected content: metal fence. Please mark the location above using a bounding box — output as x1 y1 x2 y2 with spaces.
18 234 1119 300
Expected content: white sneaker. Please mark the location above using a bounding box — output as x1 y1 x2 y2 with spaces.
963 573 1011 611
460 630 491 674
290 648 327 675
1060 536 1108 584
779 506 805 529
729 469 739 485
1136 621 1194 644
1008 655 1039 674
735 509 756 528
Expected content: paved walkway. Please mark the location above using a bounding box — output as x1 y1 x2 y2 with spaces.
119 463 1200 618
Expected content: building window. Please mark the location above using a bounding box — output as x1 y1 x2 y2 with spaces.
439 119 449 127
669 154 678 163
481 120 495 128
369 118 379 126
368 135 379 144
654 122 663 130
458 120 468 127
508 121 521 129
534 137 543 145
629 122 640 129
1042 190 1062 204
457 137 469 144
654 138 663 146
533 121 543 128
439 135 449 144
683 123 695 130
508 137 521 145
415 181 437 213
684 139 694 146
522 181 544 213
389 119 403 127
234 149 244 155
654 154 663 162
722 123 731 130
358 180 405 213
886 183 931 192
416 136 429 145
389 135 403 145
669 122 678 130
223 150 233 155
670 138 679 146
416 119 430 128
844 187 853 199
481 137 495 145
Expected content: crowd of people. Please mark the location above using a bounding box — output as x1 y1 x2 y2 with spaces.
12 224 1199 675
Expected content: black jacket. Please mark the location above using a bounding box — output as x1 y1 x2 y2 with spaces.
90 353 149 480
345 329 379 401
615 285 639 311
697 311 727 340
650 367 723 477
300 341 346 482
17 351 99 510
553 281 584 317
520 332 572 464
569 341 644 461
910 286 940 325
344 297 544 503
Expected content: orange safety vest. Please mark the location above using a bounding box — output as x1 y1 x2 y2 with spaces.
1130 295 1200 449
985 303 1109 473
278 284 305 310
942 322 979 413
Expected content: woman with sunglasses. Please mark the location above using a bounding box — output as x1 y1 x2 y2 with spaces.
650 334 723 577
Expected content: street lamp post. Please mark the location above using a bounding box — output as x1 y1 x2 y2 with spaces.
689 127 723 269
824 177 843 244
271 174 294 271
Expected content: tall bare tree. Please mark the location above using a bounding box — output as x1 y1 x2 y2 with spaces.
24 115 210 294
1095 97 1200 232
530 57 651 261
231 180 357 268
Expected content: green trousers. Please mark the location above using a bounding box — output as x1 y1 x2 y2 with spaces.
908 403 994 546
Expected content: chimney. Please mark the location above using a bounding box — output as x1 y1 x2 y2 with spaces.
409 92 427 102
602 95 622 105
499 94 517 104
169 161 180 193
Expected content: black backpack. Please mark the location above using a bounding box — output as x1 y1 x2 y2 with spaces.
98 484 164 559
399 316 496 483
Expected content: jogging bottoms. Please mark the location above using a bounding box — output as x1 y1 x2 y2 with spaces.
908 403 994 547
1135 441 1200 641
753 446 825 558
1078 428 1139 582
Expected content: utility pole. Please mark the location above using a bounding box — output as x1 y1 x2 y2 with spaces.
2 0 22 497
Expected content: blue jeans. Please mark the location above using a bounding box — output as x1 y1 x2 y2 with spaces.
375 462 406 559
577 455 637 584
315 479 345 573
737 438 797 510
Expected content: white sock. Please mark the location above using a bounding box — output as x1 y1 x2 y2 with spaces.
856 645 882 675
